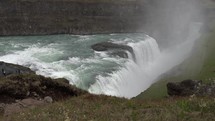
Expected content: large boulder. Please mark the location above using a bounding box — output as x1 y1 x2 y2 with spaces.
91 42 135 59
91 42 133 52
167 79 215 97
167 79 201 96
0 61 34 77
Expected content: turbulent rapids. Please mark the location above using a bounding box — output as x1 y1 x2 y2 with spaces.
0 23 201 98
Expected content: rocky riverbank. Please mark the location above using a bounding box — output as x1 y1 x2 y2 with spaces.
0 62 87 118
0 61 214 120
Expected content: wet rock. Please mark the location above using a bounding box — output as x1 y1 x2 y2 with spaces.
0 61 34 77
110 51 129 58
91 42 133 52
167 79 215 97
91 42 135 59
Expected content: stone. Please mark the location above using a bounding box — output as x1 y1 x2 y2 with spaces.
91 42 133 53
0 61 34 77
91 42 135 60
167 79 215 97
167 79 201 96
44 96 53 103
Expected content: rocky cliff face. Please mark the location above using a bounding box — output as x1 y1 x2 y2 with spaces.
0 0 147 35
0 0 210 48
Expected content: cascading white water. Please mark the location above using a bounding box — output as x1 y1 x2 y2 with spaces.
88 36 161 98
89 23 202 98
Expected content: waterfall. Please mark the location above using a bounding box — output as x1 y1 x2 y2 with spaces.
0 23 201 99
89 23 202 98
88 36 161 98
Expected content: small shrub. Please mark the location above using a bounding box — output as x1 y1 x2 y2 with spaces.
177 100 192 112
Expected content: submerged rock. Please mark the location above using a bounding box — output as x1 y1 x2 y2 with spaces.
110 50 129 58
91 42 135 59
91 42 133 52
167 79 215 97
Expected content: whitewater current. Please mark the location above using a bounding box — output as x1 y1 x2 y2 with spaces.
0 23 201 98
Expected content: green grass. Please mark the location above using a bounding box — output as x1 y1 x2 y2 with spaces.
3 95 214 121
196 30 215 82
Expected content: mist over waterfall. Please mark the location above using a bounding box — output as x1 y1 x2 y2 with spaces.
88 0 203 98
88 36 161 97
88 23 201 98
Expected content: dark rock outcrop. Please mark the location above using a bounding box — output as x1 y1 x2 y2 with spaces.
91 42 135 59
0 62 88 118
0 61 34 77
167 79 215 97
0 74 87 103
92 42 133 53
0 0 146 36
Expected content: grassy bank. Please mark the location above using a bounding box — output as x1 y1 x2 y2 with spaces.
1 95 213 121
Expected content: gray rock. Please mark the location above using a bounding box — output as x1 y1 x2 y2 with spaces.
91 42 136 60
91 42 133 52
0 61 34 77
44 96 53 103
167 79 215 97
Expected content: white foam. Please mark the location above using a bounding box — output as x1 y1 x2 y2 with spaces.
88 37 160 98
